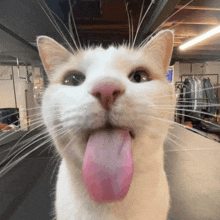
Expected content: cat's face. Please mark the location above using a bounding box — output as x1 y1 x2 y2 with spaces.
37 30 175 201
38 30 174 156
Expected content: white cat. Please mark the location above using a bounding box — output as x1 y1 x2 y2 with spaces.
37 30 175 220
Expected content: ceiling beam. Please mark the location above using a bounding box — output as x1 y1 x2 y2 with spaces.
186 45 220 50
178 0 220 8
173 56 220 63
172 25 199 37
174 48 220 56
78 24 129 30
173 49 220 62
163 10 220 26
175 5 220 11
165 21 218 25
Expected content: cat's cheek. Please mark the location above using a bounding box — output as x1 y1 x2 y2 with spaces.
60 107 106 132
53 129 89 157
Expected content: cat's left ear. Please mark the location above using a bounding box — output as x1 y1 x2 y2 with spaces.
141 30 174 76
37 36 72 76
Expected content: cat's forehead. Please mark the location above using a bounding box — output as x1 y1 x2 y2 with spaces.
79 46 144 71
84 46 133 59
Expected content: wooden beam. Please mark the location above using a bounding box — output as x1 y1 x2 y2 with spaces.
172 47 220 62
170 25 220 39
174 44 220 50
172 25 199 37
165 21 218 25
175 49 220 56
178 0 220 8
190 45 220 50
175 35 189 38
175 5 220 11
177 32 220 48
173 56 220 62
164 10 220 26
78 24 129 30
174 41 182 43
163 24 216 40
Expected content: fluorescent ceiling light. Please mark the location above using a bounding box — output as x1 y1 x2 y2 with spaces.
179 25 220 50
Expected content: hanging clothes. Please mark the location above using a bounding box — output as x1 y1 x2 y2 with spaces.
175 83 185 119
183 77 219 116
184 77 195 111
202 78 218 114
196 78 204 117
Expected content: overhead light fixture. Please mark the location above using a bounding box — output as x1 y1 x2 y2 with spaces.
179 25 220 50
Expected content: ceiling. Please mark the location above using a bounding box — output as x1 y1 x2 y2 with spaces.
167 0 220 62
0 0 220 66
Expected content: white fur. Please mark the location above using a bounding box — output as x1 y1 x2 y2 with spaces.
38 30 175 220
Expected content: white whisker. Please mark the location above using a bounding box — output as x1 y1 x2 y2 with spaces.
133 0 155 48
0 125 68 177
141 124 198 160
137 0 194 49
141 113 216 142
146 83 220 100
137 0 145 34
68 0 82 49
130 10 134 46
149 106 219 118
38 1 78 51
125 2 131 48
0 112 62 142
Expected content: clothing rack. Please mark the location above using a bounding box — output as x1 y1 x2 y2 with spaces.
181 74 219 85
176 74 219 124
180 73 219 100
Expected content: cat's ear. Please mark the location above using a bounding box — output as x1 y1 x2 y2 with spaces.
141 30 174 75
37 36 72 75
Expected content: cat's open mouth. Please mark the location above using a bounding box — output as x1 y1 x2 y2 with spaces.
87 123 135 141
83 123 134 203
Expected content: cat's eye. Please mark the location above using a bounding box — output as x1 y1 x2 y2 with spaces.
129 70 151 83
63 71 85 86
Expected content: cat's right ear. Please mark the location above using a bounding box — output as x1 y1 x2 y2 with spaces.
140 30 174 77
37 36 71 76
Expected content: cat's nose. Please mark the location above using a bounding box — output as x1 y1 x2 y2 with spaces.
91 81 125 110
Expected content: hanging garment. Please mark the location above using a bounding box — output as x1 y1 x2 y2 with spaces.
195 78 204 117
175 83 186 121
184 77 195 111
203 78 219 114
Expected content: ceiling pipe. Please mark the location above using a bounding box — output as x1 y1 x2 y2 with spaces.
135 0 181 46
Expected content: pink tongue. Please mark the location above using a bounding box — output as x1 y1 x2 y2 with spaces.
82 129 133 203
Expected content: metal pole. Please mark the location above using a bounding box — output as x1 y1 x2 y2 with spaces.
11 66 18 109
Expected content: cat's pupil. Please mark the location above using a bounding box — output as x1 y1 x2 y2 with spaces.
134 73 141 82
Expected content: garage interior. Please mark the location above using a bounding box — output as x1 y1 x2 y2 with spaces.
0 0 220 219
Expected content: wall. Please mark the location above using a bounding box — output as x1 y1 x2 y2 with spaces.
174 61 220 85
0 65 37 130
